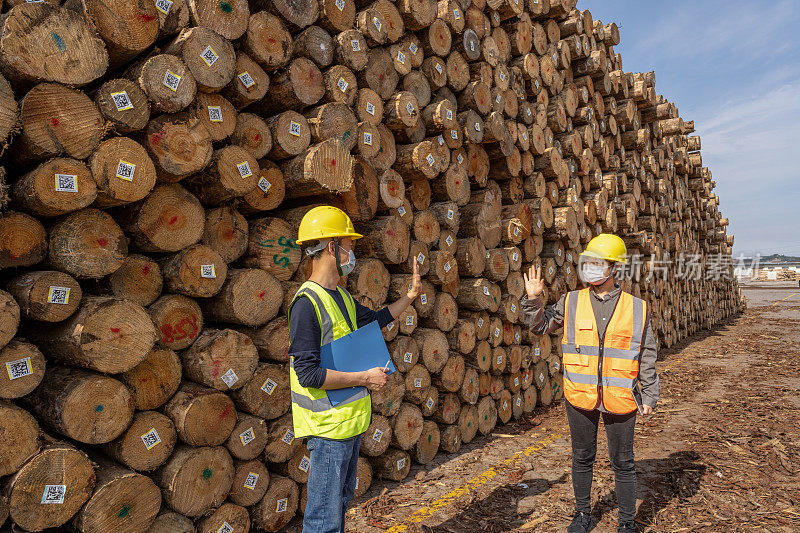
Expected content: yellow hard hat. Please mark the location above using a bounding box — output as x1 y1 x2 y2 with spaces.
296 206 363 245
580 233 628 263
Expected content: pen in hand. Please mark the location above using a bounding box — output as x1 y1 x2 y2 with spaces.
383 359 391 372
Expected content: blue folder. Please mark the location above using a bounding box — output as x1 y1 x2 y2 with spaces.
319 321 395 406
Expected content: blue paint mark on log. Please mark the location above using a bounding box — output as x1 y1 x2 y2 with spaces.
51 32 66 52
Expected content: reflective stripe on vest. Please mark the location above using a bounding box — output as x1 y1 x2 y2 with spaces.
561 288 646 414
287 282 371 439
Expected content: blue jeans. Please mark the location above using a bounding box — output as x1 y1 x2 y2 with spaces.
303 434 362 533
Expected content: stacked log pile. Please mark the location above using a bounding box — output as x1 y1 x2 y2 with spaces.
0 0 743 530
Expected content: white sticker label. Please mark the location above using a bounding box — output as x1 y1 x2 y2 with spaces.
217 522 233 533
397 458 406 470
5 357 33 380
483 286 490 296
445 108 453 121
397 205 406 216
289 121 302 137
503 401 507 410
438 135 444 146
555 361 560 370
540 372 545 382
155 0 173 14
276 498 288 513
537 219 542 228
387 322 395 331
417 252 425 264
405 315 414 326
414 377 422 388
41 485 66 505
298 455 311 472
475 122 481 132
110 90 133 111
470 41 475 51
363 131 373 146
373 16 382 31
515 331 521 342
366 102 375 116
511 303 516 313
397 51 406 64
55 174 78 192
497 355 503 365
406 102 415 115
351 39 361 52
238 71 255 88
221 368 239 388
514 377 519 386
258 177 272 193
47 286 71 305
115 160 136 181
435 63 443 74
261 378 277 395
372 429 383 442
477 318 484 328
141 427 161 450
409 42 418 55
404 352 414 363
451 129 459 140
163 70 181 91
426 397 435 409
512 252 518 261
444 261 451 273
200 45 219 67
535 348 540 356
337 77 349 93
457 154 464 164
494 327 501 338
207 105 223 122
426 153 435 167
244 472 259 490
516 397 522 407
201 264 216 278
239 427 255 446
445 235 453 246
282 429 295 444
496 94 502 104
356 477 360 490
335 0 345 10
446 208 454 220
453 8 460 19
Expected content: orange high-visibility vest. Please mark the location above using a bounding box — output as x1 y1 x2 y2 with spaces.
561 288 646 414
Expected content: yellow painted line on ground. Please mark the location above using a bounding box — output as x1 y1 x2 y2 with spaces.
384 432 564 532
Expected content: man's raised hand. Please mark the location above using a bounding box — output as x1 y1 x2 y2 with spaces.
523 264 545 299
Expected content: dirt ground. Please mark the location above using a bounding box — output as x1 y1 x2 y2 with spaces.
334 282 800 533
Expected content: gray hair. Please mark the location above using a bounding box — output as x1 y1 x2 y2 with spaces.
305 239 331 257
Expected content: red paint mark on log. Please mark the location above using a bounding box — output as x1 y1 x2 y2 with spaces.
254 133 261 142
111 327 121 333
139 13 156 21
169 216 178 225
268 38 276 44
50 118 59 127
143 265 151 275
97 238 108 247
258 291 265 299
221 404 232 418
224 229 234 240
386 229 395 236
151 133 161 145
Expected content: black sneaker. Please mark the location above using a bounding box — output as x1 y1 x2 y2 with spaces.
617 521 636 533
567 511 592 533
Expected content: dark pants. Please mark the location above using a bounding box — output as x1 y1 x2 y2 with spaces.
565 400 637 524
303 434 362 533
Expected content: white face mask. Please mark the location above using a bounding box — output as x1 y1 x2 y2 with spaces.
340 248 356 276
581 263 610 285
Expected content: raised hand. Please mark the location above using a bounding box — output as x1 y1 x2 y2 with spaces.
407 257 422 299
523 264 545 299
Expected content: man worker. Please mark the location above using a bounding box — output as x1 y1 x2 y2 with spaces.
521 234 660 533
288 206 421 533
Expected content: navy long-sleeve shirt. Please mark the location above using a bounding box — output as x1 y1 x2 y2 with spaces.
289 284 394 389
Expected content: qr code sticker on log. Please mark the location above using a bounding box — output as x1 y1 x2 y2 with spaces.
396 458 406 470
221 368 239 388
55 174 78 192
238 71 255 88
6 357 33 381
155 0 173 15
47 286 71 305
110 90 133 111
282 429 295 444
261 378 277 395
372 429 383 442
141 427 162 450
426 397 435 409
404 352 413 363
200 264 216 278
244 472 259 490
239 427 255 446
216 522 234 533
163 70 182 91
41 485 66 505
200 45 219 67
208 106 223 123
366 102 375 116
276 498 288 513
237 161 253 179
258 177 272 193
298 455 310 472
116 160 136 181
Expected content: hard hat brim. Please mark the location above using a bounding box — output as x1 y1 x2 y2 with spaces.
296 231 363 246
580 249 627 263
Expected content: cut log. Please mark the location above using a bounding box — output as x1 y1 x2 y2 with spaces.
13 158 97 217
229 362 291 420
6 270 81 322
161 244 227 297
412 327 449 373
412 420 440 464
181 328 258 391
202 268 282 327
241 217 302 281
0 212 47 269
146 511 195 532
263 413 302 463
0 340 45 399
192 92 237 142
3 442 95 532
119 347 182 411
23 366 134 444
281 139 354 198
370 369 405 417
233 317 291 363
221 52 270 109
183 145 259 206
91 137 158 207
225 413 268 461
372 448 410 481
187 0 249 40
256 57 324 114
142 113 213 182
149 294 203 351
196 503 249 533
164 26 236 91
0 400 40 477
130 54 197 113
154 444 234 517
163 382 238 446
240 160 286 214
295 25 335 67
354 215 410 264
228 459 270 507
250 475 298 532
243 11 293 71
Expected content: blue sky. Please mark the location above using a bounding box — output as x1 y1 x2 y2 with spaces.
582 0 800 257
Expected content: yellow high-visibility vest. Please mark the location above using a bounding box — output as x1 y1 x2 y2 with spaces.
561 288 646 414
287 281 371 439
